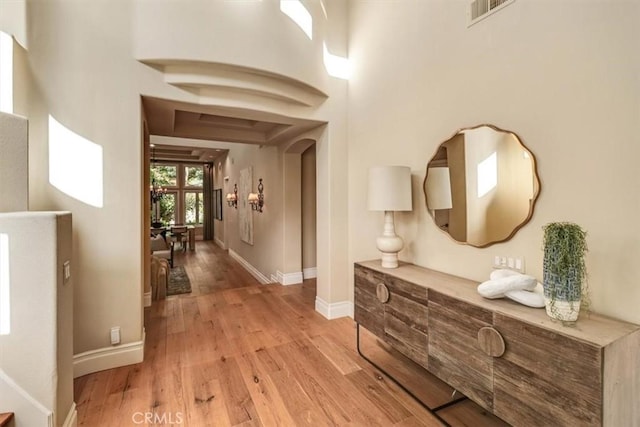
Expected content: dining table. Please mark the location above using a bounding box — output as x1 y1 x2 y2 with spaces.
150 225 196 251
170 225 196 251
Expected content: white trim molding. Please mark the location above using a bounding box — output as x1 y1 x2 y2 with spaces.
303 267 317 279
0 368 54 426
62 402 77 427
315 297 354 320
73 329 145 378
277 270 303 286
228 249 270 284
214 237 226 250
143 291 152 308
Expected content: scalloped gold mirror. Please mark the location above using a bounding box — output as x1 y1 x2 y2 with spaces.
423 124 540 247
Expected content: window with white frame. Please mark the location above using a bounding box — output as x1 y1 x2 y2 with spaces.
150 163 204 226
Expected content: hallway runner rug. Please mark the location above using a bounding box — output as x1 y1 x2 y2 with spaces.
168 266 192 296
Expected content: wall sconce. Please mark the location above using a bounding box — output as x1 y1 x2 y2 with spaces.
226 183 238 208
248 178 264 212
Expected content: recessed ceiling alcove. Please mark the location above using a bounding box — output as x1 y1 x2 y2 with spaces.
142 96 326 161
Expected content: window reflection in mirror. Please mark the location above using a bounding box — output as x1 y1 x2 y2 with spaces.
423 125 540 247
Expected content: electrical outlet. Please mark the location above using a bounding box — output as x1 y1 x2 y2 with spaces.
110 327 121 345
493 255 525 273
492 255 507 269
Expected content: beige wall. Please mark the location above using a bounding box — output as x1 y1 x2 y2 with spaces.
0 212 74 426
19 0 144 354
487 133 534 241
444 135 466 242
0 112 28 212
223 144 284 279
213 156 226 247
348 0 640 324
221 141 318 281
133 0 331 95
302 145 317 270
0 0 26 48
282 153 302 275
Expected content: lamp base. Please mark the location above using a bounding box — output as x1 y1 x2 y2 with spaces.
380 252 400 269
376 211 404 269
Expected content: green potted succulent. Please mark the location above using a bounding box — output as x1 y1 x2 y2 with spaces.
542 222 588 322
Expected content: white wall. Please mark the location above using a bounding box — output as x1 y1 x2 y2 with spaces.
348 0 640 324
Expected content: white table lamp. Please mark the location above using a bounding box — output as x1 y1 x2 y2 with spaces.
368 166 413 268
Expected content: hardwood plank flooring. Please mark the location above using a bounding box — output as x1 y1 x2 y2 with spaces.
74 241 509 426
0 413 14 427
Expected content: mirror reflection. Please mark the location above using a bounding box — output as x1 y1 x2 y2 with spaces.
423 124 540 247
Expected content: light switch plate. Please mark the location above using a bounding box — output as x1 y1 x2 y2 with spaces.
63 261 71 284
110 327 120 345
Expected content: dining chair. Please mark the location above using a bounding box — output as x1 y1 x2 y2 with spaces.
170 225 188 252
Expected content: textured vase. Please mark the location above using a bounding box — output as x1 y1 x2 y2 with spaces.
542 244 582 322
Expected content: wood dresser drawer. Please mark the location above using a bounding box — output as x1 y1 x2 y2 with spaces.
383 275 429 368
428 290 494 411
354 264 385 338
354 264 429 368
493 313 602 426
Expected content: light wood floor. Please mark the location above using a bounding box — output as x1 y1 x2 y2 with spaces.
74 241 509 426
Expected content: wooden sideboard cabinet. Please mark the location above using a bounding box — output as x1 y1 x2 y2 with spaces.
354 260 640 427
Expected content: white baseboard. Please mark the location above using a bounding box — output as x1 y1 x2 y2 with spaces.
315 297 354 320
214 237 226 250
62 402 77 427
0 368 54 426
277 270 303 286
270 274 278 283
303 267 317 279
73 329 145 378
143 291 152 308
228 249 270 284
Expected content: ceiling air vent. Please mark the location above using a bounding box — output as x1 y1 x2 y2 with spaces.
468 0 515 27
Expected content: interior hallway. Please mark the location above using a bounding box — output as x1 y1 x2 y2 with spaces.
73 242 507 426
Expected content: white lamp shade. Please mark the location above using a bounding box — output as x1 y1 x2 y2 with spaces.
368 166 413 211
425 167 453 210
